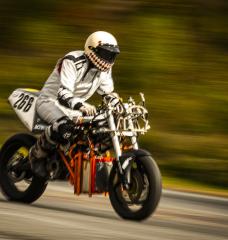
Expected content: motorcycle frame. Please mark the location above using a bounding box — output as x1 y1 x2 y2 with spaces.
58 141 111 197
57 101 150 196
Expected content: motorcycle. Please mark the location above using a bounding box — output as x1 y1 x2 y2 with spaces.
0 88 162 221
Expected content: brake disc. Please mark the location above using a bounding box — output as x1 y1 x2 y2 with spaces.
128 169 144 204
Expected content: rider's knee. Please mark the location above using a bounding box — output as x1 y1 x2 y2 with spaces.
48 116 75 144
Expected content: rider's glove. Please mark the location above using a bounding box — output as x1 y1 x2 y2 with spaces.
77 102 96 116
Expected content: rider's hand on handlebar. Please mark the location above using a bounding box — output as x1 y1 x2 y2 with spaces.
79 102 96 116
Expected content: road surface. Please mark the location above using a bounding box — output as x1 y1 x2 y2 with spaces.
0 182 227 240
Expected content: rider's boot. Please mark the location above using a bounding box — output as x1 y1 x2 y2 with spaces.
29 129 56 178
29 116 75 178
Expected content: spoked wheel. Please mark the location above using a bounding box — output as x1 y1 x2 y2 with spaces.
109 154 162 221
0 133 47 203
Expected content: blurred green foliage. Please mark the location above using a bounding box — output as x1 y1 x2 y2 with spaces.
0 0 227 188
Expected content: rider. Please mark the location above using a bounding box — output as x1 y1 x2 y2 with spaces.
29 31 120 178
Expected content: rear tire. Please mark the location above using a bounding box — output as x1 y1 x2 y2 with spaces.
109 153 161 221
0 133 47 203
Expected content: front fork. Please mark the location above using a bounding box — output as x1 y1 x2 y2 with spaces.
108 112 137 189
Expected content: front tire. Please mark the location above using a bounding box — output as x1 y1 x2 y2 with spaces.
109 153 162 221
0 133 47 203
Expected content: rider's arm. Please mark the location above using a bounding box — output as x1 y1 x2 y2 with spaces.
96 69 114 95
57 59 83 110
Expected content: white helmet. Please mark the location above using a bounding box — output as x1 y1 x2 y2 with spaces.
84 31 120 71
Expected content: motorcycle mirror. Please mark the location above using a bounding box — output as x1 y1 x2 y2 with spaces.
139 92 145 106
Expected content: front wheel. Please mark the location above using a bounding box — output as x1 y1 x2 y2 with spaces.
109 153 162 221
0 133 48 203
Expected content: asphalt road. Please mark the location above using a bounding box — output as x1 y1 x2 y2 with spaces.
0 182 227 240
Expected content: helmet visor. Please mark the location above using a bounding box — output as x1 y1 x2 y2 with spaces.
95 45 120 63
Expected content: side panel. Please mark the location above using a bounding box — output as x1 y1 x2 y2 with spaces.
8 89 48 133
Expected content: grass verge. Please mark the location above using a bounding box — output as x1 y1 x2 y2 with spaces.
162 175 228 198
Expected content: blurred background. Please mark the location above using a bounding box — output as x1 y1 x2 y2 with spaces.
0 0 227 191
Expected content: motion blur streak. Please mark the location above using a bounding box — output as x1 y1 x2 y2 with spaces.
0 1 227 195
0 182 227 240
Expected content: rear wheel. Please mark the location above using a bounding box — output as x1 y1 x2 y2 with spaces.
0 133 47 203
109 154 161 221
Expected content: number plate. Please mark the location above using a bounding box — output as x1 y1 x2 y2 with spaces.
9 88 40 132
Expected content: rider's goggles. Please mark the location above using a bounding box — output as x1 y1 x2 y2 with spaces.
94 44 120 63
